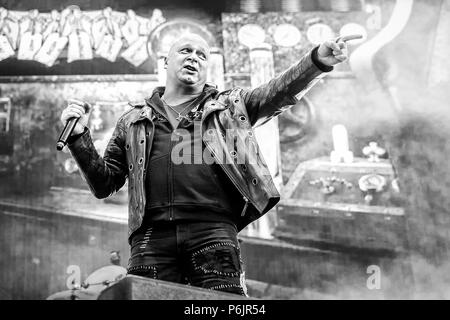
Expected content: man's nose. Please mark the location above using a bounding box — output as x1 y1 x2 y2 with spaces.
186 53 199 63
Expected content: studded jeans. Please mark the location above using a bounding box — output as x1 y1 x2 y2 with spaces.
127 221 248 296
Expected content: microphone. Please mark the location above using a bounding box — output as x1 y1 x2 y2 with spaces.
56 101 90 151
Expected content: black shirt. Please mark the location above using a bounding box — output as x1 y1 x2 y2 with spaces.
143 89 242 226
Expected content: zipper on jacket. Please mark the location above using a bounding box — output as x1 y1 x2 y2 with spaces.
144 121 155 183
241 196 249 217
201 106 259 217
168 135 174 221
204 139 253 217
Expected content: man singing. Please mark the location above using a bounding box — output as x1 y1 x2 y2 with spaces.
61 34 348 296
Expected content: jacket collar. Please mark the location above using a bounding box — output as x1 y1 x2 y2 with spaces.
201 99 227 122
129 105 153 124
130 84 220 125
147 83 218 101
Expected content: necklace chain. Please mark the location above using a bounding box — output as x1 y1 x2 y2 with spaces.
161 97 196 121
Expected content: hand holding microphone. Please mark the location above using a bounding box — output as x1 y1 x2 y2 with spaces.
57 99 91 151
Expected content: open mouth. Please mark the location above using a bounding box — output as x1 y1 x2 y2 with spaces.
183 65 198 72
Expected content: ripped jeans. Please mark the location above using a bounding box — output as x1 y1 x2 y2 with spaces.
127 221 247 296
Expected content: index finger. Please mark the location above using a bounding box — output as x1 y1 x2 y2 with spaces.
324 40 342 52
337 34 363 43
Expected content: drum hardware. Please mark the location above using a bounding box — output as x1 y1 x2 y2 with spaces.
47 264 127 300
358 173 387 205
309 176 353 195
362 142 386 162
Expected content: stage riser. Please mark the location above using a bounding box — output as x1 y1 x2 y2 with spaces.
275 207 408 252
0 202 412 299
0 203 129 300
240 237 413 299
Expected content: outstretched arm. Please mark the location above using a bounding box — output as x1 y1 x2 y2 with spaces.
243 38 349 127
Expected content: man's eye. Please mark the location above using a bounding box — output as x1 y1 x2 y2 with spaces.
180 48 190 54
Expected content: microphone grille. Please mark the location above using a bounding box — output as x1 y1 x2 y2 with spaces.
82 102 91 114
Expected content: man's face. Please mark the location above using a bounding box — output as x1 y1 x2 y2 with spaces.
165 36 210 88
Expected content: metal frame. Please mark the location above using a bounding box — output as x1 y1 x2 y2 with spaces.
0 97 11 133
0 74 159 83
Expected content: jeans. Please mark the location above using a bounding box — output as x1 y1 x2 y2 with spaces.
127 221 247 296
